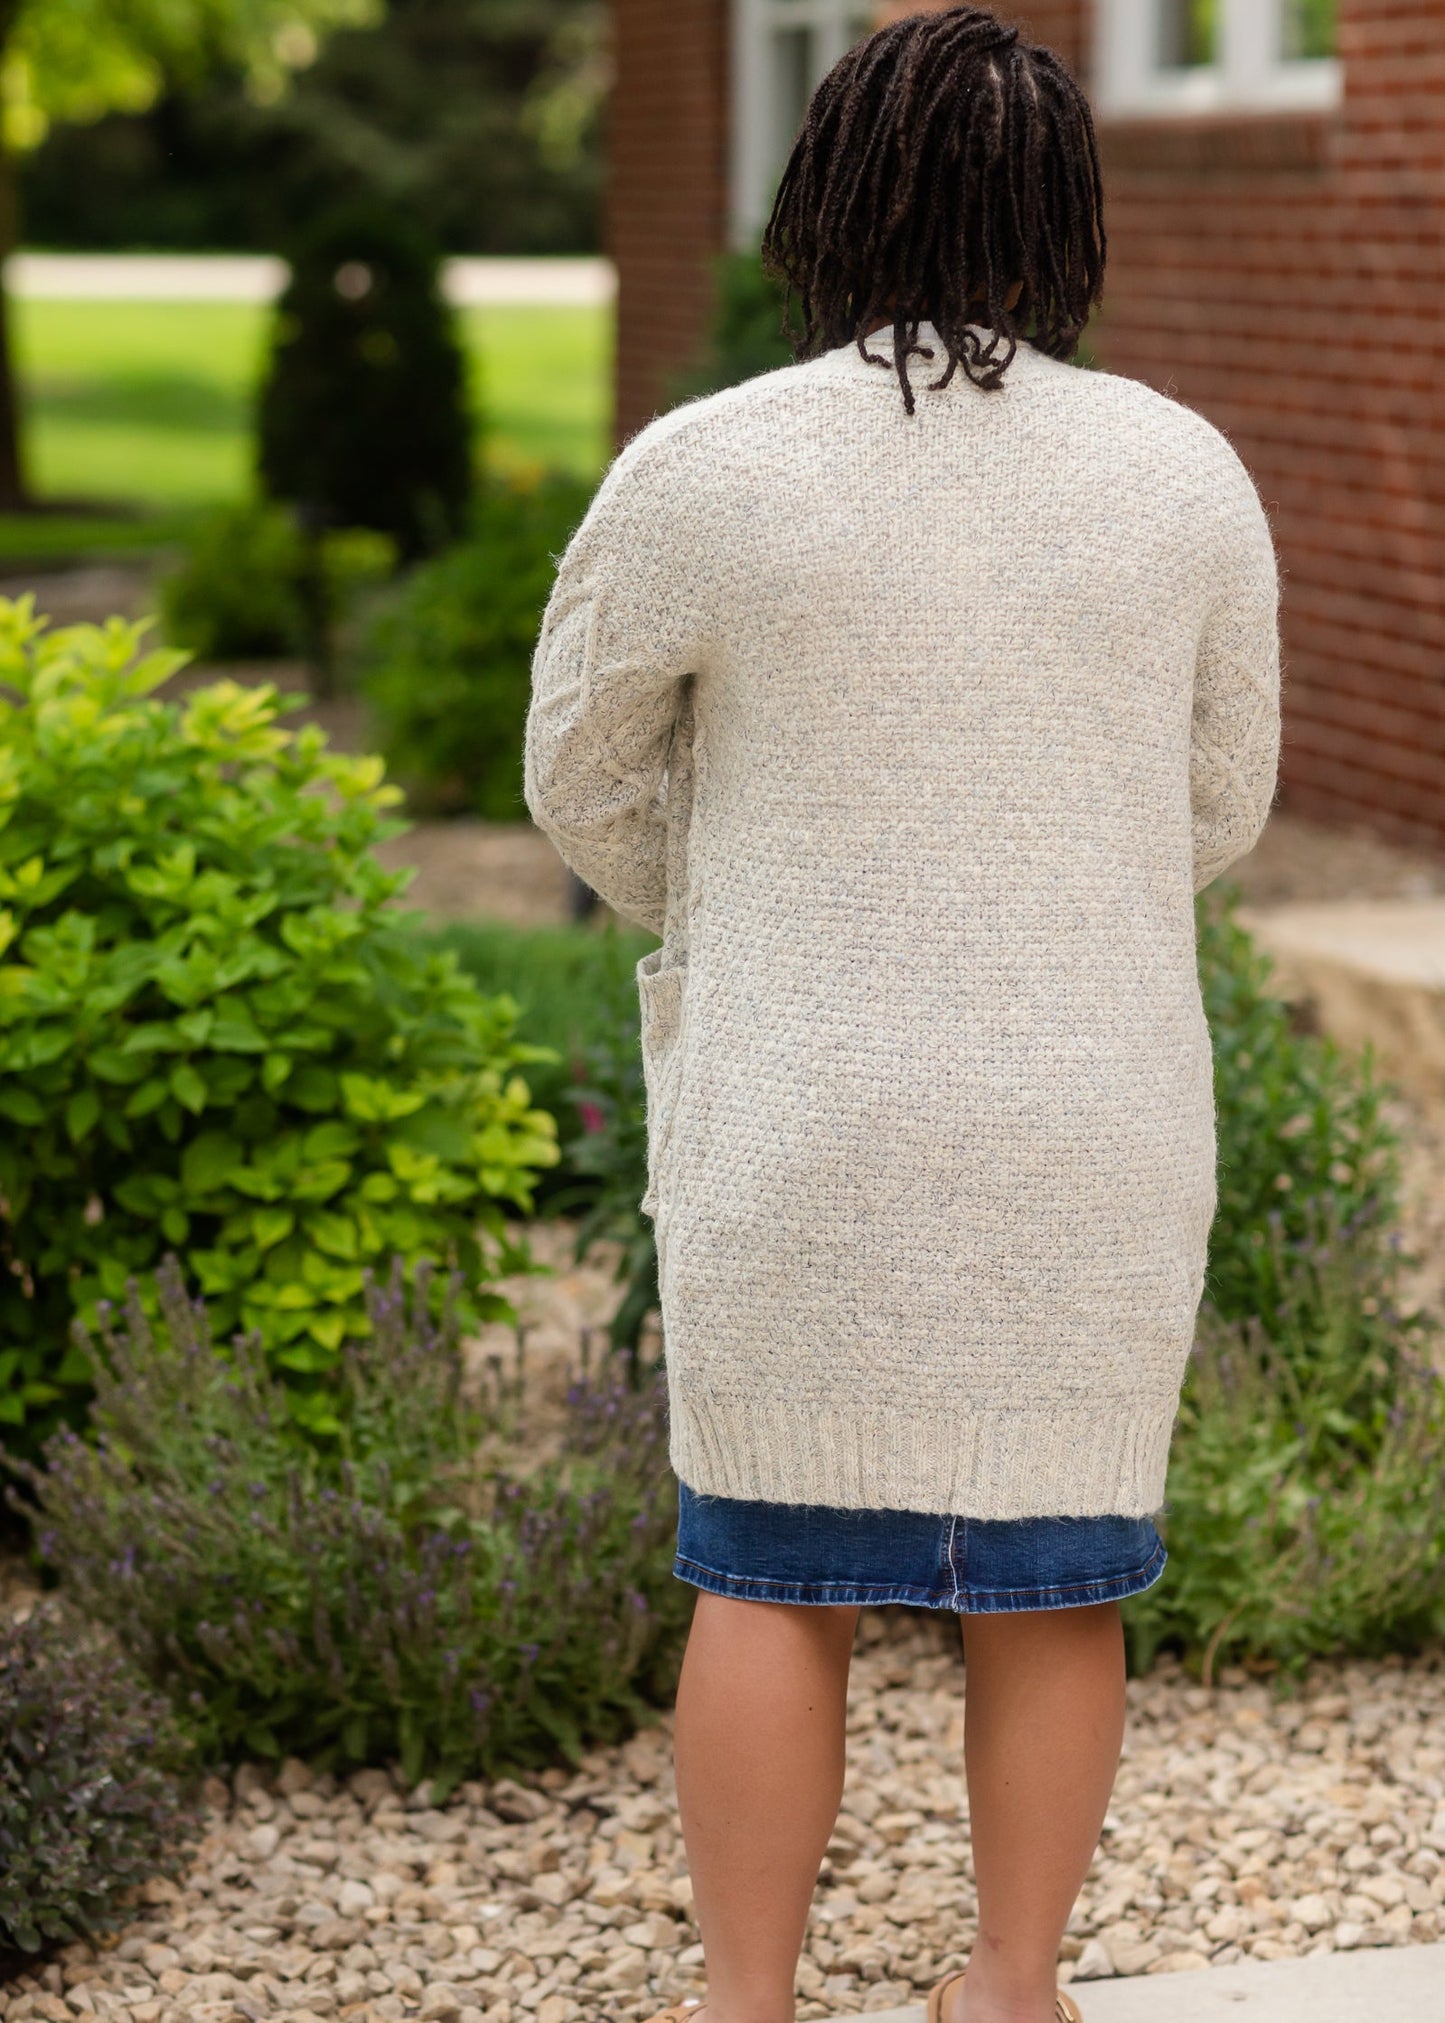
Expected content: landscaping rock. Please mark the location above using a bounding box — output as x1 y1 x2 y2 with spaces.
3 1620 1445 2022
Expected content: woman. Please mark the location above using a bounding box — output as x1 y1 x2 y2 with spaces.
524 11 1281 2023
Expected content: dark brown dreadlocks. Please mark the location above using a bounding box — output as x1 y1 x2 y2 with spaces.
760 7 1106 414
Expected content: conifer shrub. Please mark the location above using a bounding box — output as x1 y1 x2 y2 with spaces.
258 205 473 560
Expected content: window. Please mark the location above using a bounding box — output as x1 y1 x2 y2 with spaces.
729 0 877 248
1094 0 1341 118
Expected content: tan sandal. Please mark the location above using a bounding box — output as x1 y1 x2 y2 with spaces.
640 2002 706 2023
927 1970 1083 2023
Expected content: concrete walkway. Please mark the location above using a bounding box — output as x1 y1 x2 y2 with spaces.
1240 896 1445 1099
837 1940 1445 2021
4 251 616 306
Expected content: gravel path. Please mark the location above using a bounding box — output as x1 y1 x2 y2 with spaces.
4 1617 1444 2023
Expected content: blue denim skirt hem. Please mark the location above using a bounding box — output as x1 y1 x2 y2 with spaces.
674 1481 1167 1614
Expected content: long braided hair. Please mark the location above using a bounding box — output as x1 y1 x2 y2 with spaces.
760 7 1106 413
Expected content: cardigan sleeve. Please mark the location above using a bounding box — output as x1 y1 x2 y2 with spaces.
524 428 710 936
1189 450 1283 894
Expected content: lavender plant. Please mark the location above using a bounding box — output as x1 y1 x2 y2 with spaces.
7 1259 688 1793
0 1601 198 1959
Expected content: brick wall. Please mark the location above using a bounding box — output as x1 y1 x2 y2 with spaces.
609 0 1445 847
1082 0 1445 850
608 0 731 451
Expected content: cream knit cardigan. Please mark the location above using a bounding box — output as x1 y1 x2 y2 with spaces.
524 323 1282 1519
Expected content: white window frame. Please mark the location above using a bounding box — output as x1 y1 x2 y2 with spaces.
729 0 875 249
1094 0 1342 119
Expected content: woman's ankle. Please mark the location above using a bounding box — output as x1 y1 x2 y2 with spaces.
954 1963 1059 2023
690 1994 797 2023
691 2004 795 2023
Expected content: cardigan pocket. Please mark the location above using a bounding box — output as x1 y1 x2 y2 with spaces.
636 943 689 1222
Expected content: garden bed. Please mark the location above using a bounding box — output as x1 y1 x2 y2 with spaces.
2 1616 1443 2023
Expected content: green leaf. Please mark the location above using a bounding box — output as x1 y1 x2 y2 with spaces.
181 1130 241 1196
0 1085 44 1124
125 1075 170 1119
86 1045 150 1085
292 1158 351 1203
288 1064 340 1111
252 1206 295 1250
261 1050 293 1095
302 1120 359 1162
306 1308 347 1351
209 999 268 1052
64 1085 101 1143
307 1209 358 1260
170 1061 207 1114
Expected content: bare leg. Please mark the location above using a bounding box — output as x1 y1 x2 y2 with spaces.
952 1603 1127 2023
673 1592 859 2023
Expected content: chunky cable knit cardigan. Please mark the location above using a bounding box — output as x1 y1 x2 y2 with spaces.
525 323 1281 1519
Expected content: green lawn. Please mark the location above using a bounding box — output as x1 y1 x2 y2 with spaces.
9 297 614 519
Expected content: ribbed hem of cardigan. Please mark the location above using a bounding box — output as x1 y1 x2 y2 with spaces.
667 1387 1176 1521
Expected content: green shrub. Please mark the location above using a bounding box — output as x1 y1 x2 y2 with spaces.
1203 885 1403 1329
258 205 473 561
429 916 656 1139
666 248 794 406
431 918 658 1367
159 501 394 664
559 1004 657 1371
1123 1206 1444 1678
358 471 592 818
10 1257 690 1792
0 1600 198 1958
0 599 559 1452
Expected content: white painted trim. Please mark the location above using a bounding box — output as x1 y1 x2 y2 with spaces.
1093 0 1343 120
729 0 771 252
727 0 877 249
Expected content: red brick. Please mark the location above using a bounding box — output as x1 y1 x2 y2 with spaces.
611 0 1445 844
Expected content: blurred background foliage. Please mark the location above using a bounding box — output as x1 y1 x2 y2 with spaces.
20 0 607 254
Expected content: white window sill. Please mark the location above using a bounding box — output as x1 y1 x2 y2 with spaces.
1097 57 1342 122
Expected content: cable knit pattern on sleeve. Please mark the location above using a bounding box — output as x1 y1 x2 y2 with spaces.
525 324 1282 1520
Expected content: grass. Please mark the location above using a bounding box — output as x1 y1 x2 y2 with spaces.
429 915 655 1065
8 296 614 534
0 512 189 565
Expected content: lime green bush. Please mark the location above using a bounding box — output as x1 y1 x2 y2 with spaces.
358 471 592 818
159 500 394 663
0 599 559 1450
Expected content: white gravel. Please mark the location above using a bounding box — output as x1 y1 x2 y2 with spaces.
4 1616 1444 2023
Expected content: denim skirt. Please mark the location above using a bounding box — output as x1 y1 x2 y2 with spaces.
674 1482 1167 1614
